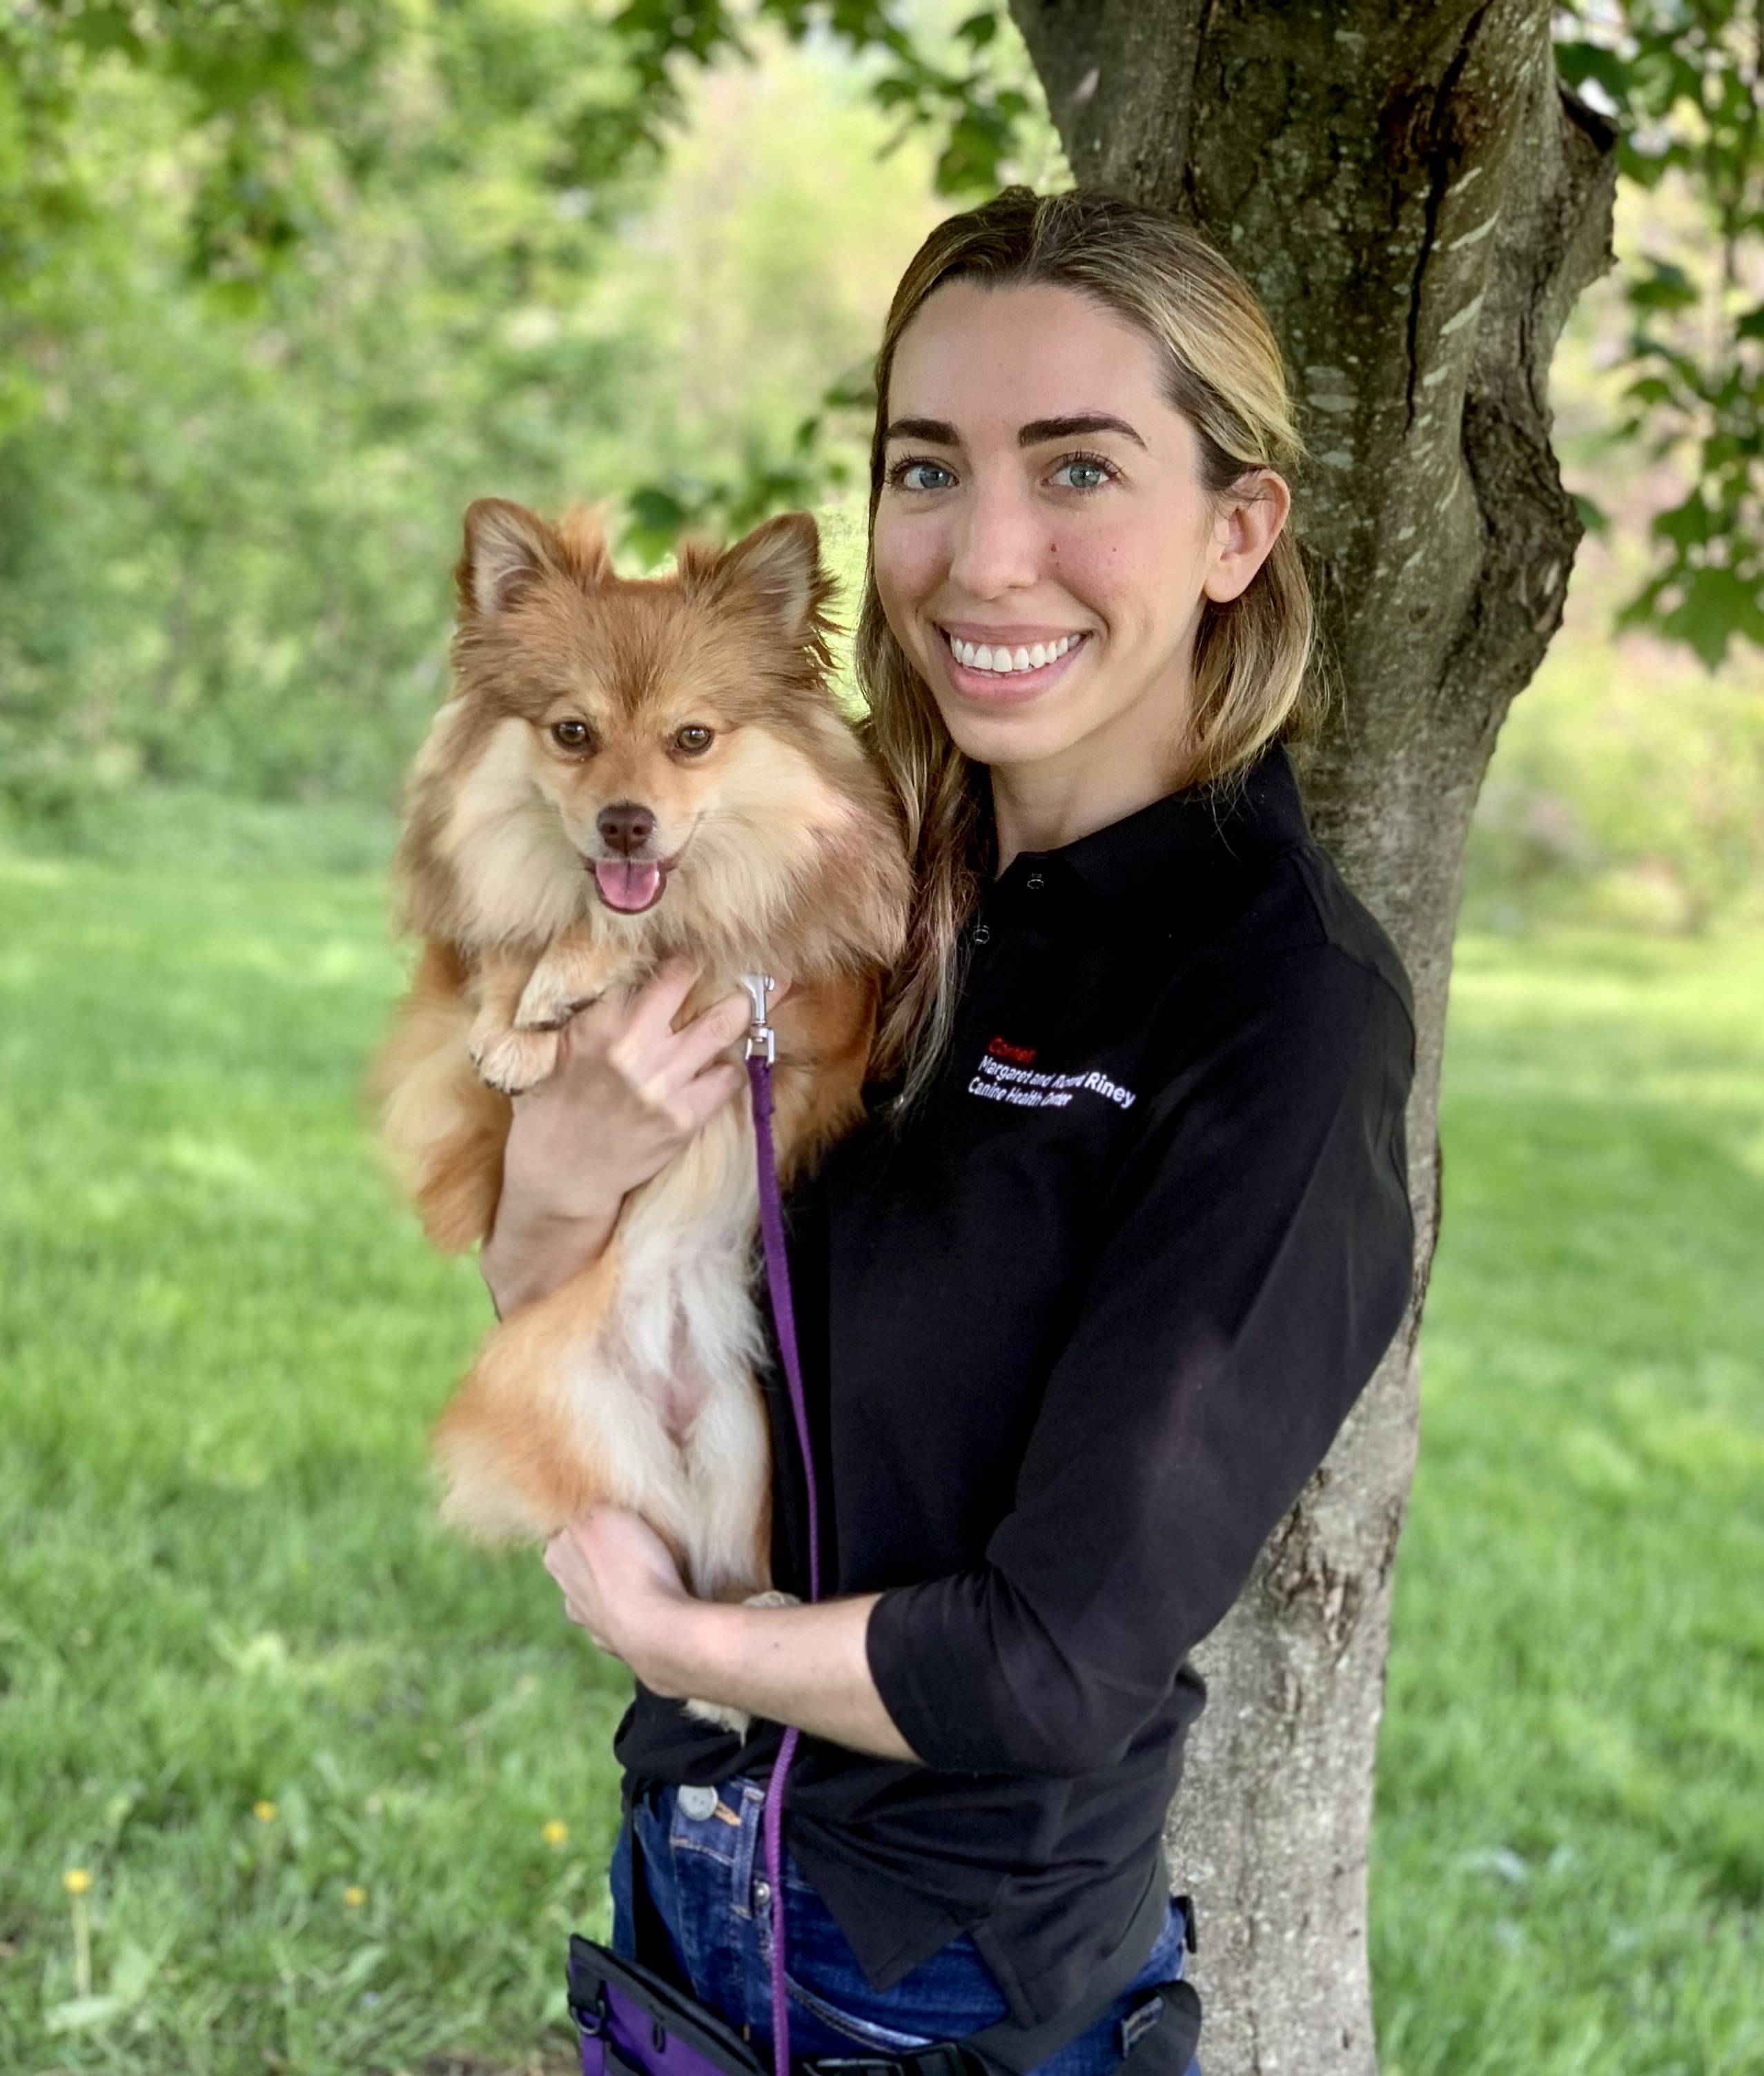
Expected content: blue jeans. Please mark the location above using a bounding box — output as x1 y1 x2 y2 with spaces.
611 1779 1199 2076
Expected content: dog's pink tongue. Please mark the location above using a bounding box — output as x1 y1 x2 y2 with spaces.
595 859 661 911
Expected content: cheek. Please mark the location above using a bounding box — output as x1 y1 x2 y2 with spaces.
872 508 945 623
1039 527 1126 617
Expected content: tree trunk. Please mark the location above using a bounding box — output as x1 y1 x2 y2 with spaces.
1003 4 1617 2068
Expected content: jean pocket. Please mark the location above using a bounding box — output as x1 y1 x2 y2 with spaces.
775 1921 1006 2057
783 1971 941 2055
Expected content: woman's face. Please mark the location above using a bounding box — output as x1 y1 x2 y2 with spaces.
872 280 1286 801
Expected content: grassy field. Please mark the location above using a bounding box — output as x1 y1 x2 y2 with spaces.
1 856 1760 2075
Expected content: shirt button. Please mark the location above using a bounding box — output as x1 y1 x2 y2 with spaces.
677 1784 718 1821
973 923 992 944
1026 872 1045 891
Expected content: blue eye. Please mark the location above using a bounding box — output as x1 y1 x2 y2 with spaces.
892 459 956 493
1052 457 1111 491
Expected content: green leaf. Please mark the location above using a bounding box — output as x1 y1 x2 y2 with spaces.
1662 566 1764 672
1574 492 1609 536
1651 493 1716 550
1627 257 1699 314
1555 40 1632 106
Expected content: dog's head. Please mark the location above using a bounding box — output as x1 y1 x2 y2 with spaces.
409 498 881 950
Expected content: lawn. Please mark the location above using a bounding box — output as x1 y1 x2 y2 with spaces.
1 855 1759 2074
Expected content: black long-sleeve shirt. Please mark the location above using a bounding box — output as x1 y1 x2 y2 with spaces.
614 743 1416 2028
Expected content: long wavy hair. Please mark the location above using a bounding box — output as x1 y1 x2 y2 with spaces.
859 187 1317 1104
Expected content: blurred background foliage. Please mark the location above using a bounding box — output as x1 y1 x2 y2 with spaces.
0 0 1760 934
2 8 1762 2073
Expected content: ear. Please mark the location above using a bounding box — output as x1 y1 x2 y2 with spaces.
1201 471 1291 605
555 503 615 582
457 498 562 623
686 511 824 640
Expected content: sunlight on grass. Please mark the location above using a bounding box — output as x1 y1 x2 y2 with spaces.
1372 930 1764 2076
1 860 1759 2072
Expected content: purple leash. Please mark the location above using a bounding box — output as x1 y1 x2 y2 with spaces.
742 977 820 2076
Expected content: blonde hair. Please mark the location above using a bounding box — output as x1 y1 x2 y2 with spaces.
859 187 1317 1102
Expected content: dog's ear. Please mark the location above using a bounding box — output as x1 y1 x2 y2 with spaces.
555 504 614 582
683 511 823 640
458 499 564 623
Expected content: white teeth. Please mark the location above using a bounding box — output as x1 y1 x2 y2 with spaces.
948 631 1082 672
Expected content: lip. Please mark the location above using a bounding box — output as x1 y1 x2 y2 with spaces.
936 627 1090 703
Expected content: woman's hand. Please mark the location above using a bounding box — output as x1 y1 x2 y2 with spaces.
543 1507 691 1662
542 1510 921 1765
481 961 759 1316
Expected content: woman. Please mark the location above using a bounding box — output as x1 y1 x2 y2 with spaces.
489 188 1415 2073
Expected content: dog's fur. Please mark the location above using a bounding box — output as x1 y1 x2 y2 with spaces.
375 498 910 1618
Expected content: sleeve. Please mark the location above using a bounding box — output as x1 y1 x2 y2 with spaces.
865 946 1416 1777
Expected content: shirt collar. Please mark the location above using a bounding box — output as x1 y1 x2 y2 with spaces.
994 742 1312 913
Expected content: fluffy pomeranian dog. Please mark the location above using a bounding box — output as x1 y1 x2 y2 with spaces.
375 497 910 1627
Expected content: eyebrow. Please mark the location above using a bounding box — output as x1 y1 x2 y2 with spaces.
1018 413 1147 451
882 412 1148 451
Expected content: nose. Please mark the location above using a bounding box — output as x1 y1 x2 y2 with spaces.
948 473 1042 599
597 801 656 855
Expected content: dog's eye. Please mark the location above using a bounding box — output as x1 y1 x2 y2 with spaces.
551 718 594 753
674 725 715 756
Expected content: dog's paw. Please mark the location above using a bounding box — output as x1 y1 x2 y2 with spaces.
470 1025 560 1095
513 972 600 1032
683 1696 754 1736
743 1591 801 1611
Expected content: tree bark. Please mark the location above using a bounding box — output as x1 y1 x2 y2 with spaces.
1002 4 1616 2069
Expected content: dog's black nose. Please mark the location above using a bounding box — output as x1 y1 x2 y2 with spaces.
598 801 656 856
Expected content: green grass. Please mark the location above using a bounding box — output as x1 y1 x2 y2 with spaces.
0 856 625 2074
2 858 1760 2073
1374 932 1764 2075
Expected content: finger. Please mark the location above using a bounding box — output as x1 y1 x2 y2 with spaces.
621 960 699 1048
673 1059 745 1130
666 990 754 1082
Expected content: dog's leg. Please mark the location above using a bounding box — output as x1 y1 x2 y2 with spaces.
767 971 876 1184
514 932 643 1032
469 945 560 1094
375 941 515 1250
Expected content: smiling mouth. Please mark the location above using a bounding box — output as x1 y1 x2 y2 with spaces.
941 629 1088 678
587 852 679 913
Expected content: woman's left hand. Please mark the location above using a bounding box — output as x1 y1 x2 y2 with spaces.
544 1508 689 1670
542 1509 920 1763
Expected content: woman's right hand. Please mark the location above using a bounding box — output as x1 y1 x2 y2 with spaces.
480 959 756 1318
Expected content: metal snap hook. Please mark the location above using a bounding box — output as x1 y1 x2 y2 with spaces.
739 972 776 1064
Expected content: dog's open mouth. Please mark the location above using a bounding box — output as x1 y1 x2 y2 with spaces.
591 856 672 913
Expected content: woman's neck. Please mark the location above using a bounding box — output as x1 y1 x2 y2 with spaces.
990 736 1198 871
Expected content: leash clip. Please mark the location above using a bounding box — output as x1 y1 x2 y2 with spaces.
739 972 776 1064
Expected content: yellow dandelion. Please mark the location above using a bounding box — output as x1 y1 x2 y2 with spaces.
542 1819 569 1848
63 1868 92 1896
343 1885 367 1908
253 1800 277 1823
